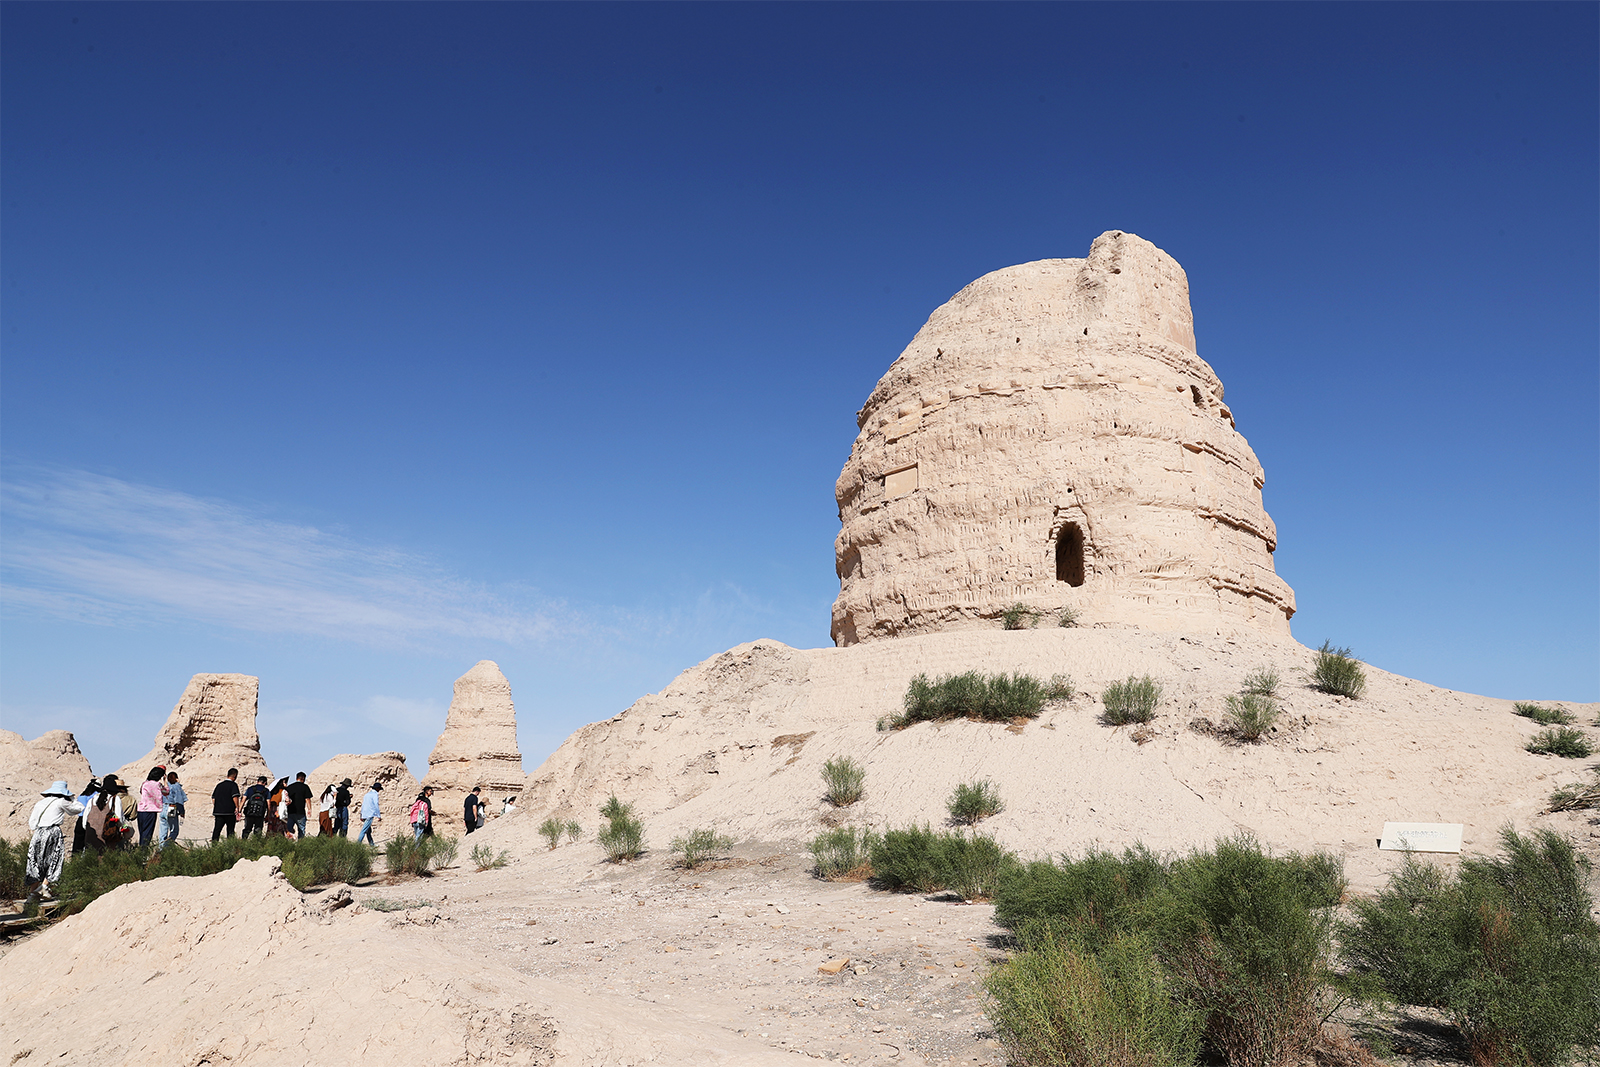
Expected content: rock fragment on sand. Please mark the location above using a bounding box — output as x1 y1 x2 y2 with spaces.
818 958 850 975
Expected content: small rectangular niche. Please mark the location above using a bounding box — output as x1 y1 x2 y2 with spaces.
1056 522 1085 586
884 464 919 499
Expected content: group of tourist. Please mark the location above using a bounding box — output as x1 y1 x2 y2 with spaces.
22 765 519 902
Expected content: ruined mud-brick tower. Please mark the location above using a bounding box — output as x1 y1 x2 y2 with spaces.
832 230 1296 645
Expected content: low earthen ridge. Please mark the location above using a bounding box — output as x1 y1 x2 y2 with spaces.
832 230 1296 644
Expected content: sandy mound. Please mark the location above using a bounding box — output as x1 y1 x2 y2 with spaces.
0 856 797 1066
517 629 1598 891
0 729 92 841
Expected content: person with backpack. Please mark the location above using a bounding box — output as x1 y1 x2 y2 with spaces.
333 779 353 837
358 780 382 844
284 772 315 839
241 776 271 837
409 787 434 843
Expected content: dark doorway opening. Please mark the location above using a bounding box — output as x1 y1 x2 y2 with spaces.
1056 523 1085 586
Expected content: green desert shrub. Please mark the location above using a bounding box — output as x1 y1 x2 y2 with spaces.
1101 675 1162 725
893 671 1050 729
384 834 455 878
1340 828 1600 1067
1310 641 1366 698
985 930 1203 1067
1548 768 1600 813
1002 602 1039 630
564 820 582 843
0 838 28 899
1058 606 1081 628
470 843 510 870
1241 666 1280 696
947 779 1005 825
1525 727 1594 758
597 812 645 862
821 756 865 806
1513 702 1574 726
869 826 1012 899
599 795 633 821
1046 673 1076 700
670 828 733 869
538 816 564 850
50 834 373 904
1225 693 1280 741
811 826 879 881
994 845 1170 953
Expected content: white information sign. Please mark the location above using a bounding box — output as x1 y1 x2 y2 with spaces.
1378 822 1464 853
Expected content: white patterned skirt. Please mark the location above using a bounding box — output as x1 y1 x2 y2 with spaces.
27 825 65 885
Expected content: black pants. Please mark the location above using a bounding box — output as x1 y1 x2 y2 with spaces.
242 815 265 838
137 811 158 848
212 814 236 841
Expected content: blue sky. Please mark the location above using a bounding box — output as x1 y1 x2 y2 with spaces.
3 3 1595 780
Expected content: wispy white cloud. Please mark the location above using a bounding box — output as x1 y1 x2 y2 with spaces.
0 465 576 649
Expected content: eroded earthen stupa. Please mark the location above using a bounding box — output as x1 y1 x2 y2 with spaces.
115 673 271 789
832 230 1295 644
423 661 524 825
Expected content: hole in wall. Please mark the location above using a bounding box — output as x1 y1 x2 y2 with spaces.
1190 385 1205 408
1055 523 1086 587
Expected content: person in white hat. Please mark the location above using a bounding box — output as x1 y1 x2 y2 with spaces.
27 781 84 900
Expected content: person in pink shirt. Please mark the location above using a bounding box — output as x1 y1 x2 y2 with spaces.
137 766 168 848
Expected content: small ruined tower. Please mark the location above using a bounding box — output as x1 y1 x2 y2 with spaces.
831 230 1295 645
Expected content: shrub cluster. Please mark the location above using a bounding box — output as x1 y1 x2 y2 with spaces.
1224 693 1280 742
1240 667 1279 697
892 671 1050 729
385 834 457 877
597 795 645 862
1102 675 1162 725
1058 606 1081 628
0 837 26 900
1340 828 1600 1066
1513 702 1574 726
810 826 878 880
870 826 1011 900
470 843 510 870
947 779 1004 825
1311 641 1366 698
538 816 565 850
821 757 865 806
1001 603 1039 629
987 837 1346 1067
670 828 733 869
1525 726 1593 759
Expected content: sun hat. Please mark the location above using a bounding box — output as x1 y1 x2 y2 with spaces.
41 780 75 798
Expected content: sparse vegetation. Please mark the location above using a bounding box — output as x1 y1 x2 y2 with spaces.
810 826 878 881
1058 606 1081 628
1102 675 1162 725
821 756 866 806
1241 666 1280 697
470 843 510 870
869 826 1012 899
0 837 26 900
1514 702 1575 726
538 816 564 850
599 795 633 821
1340 828 1600 1067
1046 673 1076 700
670 828 733 869
1549 769 1600 813
385 834 456 878
597 800 645 863
892 671 1050 729
1002 603 1039 630
564 820 582 843
1525 726 1594 759
1225 693 1281 742
366 897 433 912
947 779 1005 825
1311 641 1366 698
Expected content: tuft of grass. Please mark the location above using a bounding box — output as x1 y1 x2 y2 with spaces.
1057 606 1081 628
366 897 433 912
1241 666 1280 696
1311 641 1366 698
670 828 733 869
1513 702 1574 726
597 811 645 863
1225 693 1281 742
470 843 510 871
599 795 632 821
985 930 1203 1067
1102 675 1162 725
893 671 1050 729
1046 673 1076 700
1002 603 1039 630
821 756 865 806
1340 827 1600 1067
564 820 582 843
947 779 1005 825
538 816 564 850
384 835 456 878
1548 769 1600 813
810 826 879 881
1525 726 1594 759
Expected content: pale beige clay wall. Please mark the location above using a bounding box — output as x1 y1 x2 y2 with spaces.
833 230 1295 645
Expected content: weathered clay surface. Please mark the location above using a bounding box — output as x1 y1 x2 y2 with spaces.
0 729 93 841
306 751 420 841
832 230 1295 644
114 673 271 794
424 660 524 831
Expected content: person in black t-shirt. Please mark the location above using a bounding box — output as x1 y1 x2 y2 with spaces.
241 775 271 838
211 769 241 841
284 772 315 839
463 786 484 834
333 778 353 837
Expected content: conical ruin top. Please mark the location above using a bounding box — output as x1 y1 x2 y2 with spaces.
832 230 1295 645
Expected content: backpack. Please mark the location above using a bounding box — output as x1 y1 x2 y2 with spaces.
243 788 268 820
